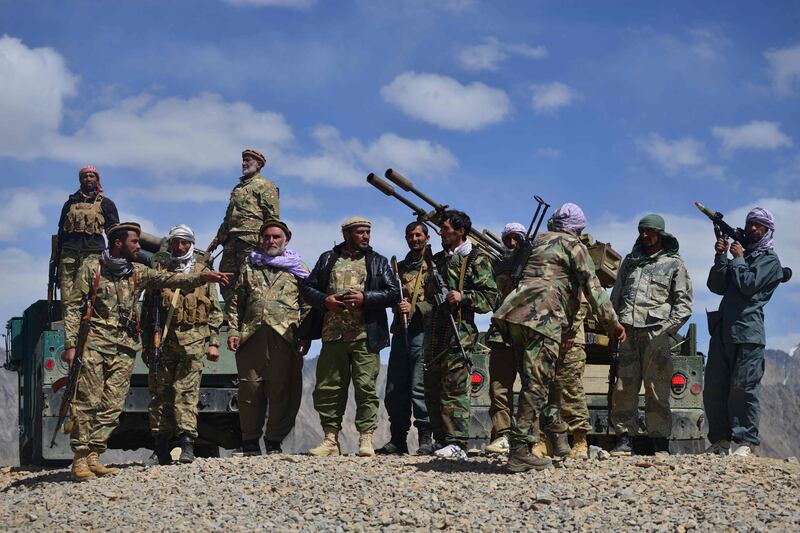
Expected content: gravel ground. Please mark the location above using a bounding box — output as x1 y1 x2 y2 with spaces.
1 453 798 532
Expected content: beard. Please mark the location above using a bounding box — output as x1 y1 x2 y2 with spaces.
264 244 286 257
242 161 259 176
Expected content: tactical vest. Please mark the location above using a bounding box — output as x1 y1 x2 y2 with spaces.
161 264 212 326
63 194 105 235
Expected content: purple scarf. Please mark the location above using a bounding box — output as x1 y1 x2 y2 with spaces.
745 207 775 258
247 248 309 279
551 203 587 232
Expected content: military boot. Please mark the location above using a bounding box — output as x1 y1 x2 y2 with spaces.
507 443 552 473
484 435 510 455
415 427 436 455
531 438 551 458
178 434 195 464
652 437 670 456
86 452 119 476
71 451 96 482
154 435 173 466
611 433 632 456
263 439 282 455
309 428 340 457
239 439 261 456
376 429 409 455
547 431 571 458
566 431 588 459
358 432 375 457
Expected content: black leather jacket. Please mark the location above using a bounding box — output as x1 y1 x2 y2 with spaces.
299 243 400 353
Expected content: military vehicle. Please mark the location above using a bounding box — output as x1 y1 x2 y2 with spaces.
5 232 241 465
368 169 706 454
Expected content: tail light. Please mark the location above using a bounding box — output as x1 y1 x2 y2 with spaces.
44 358 55 371
671 372 688 395
471 371 484 392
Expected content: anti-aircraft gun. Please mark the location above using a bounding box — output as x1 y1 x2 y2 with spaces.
5 230 241 465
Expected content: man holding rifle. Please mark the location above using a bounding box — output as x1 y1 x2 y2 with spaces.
376 221 434 455
493 203 625 473
424 210 498 459
704 207 786 457
61 222 230 481
141 225 223 465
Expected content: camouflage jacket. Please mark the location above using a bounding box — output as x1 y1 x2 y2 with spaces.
226 261 311 346
610 249 693 333
426 247 499 352
392 252 432 331
215 172 280 246
64 259 208 352
492 229 617 342
141 261 223 349
322 249 369 342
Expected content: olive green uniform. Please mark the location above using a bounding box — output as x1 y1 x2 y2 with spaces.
487 254 516 439
141 261 223 440
215 172 279 301
63 259 209 454
226 260 310 442
425 248 498 448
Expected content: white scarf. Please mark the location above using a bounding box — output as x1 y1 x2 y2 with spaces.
172 244 197 273
449 239 473 257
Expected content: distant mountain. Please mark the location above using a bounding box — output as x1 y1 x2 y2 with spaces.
760 348 800 459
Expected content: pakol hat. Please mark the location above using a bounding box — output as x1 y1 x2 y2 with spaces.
341 216 371 231
638 214 666 233
260 218 292 241
242 148 266 166
106 222 141 237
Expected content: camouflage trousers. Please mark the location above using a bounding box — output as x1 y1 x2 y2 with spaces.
219 237 256 303
502 323 560 447
541 343 591 434
385 321 429 434
70 336 136 453
313 339 379 433
236 326 303 442
424 348 471 448
611 326 673 438
488 341 515 439
148 334 205 439
59 249 101 315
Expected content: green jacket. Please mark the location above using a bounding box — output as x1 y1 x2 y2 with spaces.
215 172 280 246
64 259 208 351
707 250 783 345
493 229 617 343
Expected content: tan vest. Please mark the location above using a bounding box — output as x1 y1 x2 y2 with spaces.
161 263 212 326
63 194 105 235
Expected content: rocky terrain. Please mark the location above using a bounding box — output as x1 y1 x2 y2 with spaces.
1 453 798 531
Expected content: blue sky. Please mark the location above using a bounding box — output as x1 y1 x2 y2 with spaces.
1 0 799 354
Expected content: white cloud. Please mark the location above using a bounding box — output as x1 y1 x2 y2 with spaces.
222 0 315 8
46 92 295 176
457 37 546 71
687 28 731 61
0 35 78 158
530 82 579 115
534 147 561 159
116 184 231 205
711 120 793 152
276 126 458 187
0 189 69 242
636 133 705 173
381 72 511 132
765 42 800 94
0 248 48 326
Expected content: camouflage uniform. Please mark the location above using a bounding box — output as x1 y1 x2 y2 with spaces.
226 259 310 443
215 172 279 301
487 254 516 440
384 254 432 441
313 249 380 433
141 261 223 440
492 229 618 447
425 247 498 448
57 191 119 311
63 258 209 454
609 250 693 438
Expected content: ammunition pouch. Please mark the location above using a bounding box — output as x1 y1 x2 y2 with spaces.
165 287 211 326
63 195 105 235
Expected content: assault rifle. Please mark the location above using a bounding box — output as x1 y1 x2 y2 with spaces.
390 255 409 346
509 195 551 288
47 235 60 320
150 291 164 382
695 201 792 283
606 339 619 435
50 266 101 448
367 170 504 261
422 245 473 373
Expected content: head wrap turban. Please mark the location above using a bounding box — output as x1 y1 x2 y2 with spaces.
745 207 775 257
78 165 103 193
167 224 196 272
550 203 587 232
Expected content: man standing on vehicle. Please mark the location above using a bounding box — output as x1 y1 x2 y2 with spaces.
375 221 433 455
56 166 119 312
609 214 693 456
493 203 625 473
141 225 223 465
485 222 526 456
62 223 230 481
301 217 399 457
226 220 311 456
425 210 499 459
207 149 279 302
704 208 785 457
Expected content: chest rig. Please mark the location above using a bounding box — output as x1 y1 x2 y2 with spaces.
63 194 105 235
